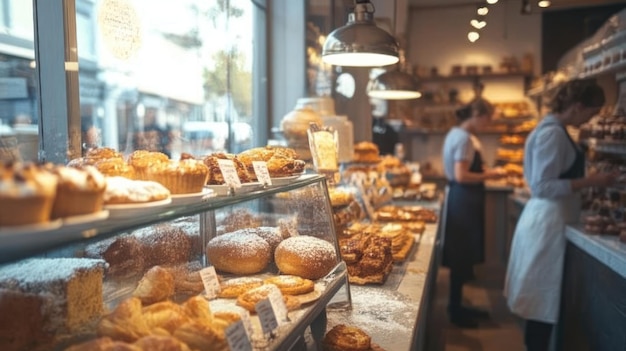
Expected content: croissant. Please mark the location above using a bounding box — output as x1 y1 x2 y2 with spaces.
134 335 191 351
181 295 213 324
133 266 175 305
65 337 143 351
142 301 190 334
97 298 151 342
323 324 371 351
172 321 228 351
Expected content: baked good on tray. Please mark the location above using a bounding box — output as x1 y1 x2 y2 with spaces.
236 284 301 312
127 150 169 180
237 146 305 178
353 141 380 163
275 235 338 280
0 161 58 226
217 277 265 298
206 230 272 275
323 324 372 351
202 152 251 185
103 176 170 204
144 159 209 194
47 164 107 219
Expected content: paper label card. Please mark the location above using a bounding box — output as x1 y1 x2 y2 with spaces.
199 266 220 299
252 161 272 186
266 284 288 324
217 159 242 188
255 299 278 335
225 320 253 351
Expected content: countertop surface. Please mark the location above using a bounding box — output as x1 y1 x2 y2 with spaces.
326 201 440 351
565 225 626 279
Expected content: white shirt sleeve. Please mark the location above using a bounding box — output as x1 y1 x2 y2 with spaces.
527 125 575 198
453 132 474 162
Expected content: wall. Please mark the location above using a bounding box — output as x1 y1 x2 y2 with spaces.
407 2 542 77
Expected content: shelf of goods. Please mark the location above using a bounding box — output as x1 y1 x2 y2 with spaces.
0 174 351 351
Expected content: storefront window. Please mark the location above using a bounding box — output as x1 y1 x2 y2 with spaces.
0 0 38 162
74 0 265 158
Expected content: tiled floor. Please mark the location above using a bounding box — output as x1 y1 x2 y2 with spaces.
427 263 526 351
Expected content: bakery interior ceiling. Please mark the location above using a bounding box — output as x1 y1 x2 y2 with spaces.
408 0 626 10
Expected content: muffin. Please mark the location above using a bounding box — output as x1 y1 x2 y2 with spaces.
353 141 380 163
48 164 107 219
0 162 58 226
94 158 135 179
203 153 251 185
84 147 124 164
127 150 170 180
144 159 209 194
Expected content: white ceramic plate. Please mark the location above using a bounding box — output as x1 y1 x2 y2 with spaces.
170 188 216 206
0 219 63 236
104 198 172 219
270 174 302 186
204 182 263 196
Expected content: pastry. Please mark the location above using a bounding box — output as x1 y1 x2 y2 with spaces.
133 224 192 268
236 284 301 313
163 262 204 296
206 230 271 275
328 188 355 208
220 208 262 232
353 141 380 163
134 335 191 351
103 176 170 204
144 159 209 194
0 258 105 334
323 324 372 351
172 321 227 351
275 236 338 280
65 337 142 351
127 150 170 180
132 266 175 305
0 161 58 226
97 298 151 343
239 226 284 253
217 277 264 298
263 275 315 295
93 158 136 179
203 153 251 185
237 146 304 178
84 235 145 278
84 147 124 163
180 295 213 324
141 301 190 334
47 164 107 219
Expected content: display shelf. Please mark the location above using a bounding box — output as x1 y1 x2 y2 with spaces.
582 138 626 155
0 174 326 264
418 72 531 84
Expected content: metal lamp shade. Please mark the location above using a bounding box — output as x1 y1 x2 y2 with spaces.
322 5 400 67
367 70 421 100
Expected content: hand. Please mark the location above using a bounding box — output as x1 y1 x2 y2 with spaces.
485 167 507 180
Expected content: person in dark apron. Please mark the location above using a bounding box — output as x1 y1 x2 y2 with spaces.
442 99 504 328
504 79 616 351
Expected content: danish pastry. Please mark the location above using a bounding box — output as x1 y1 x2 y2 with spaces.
323 324 371 351
97 298 151 342
263 275 315 295
173 321 228 351
141 301 190 334
236 284 301 313
217 277 264 298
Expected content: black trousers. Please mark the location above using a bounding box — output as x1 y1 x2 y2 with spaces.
525 319 553 351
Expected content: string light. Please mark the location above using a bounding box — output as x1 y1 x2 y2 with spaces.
468 31 480 43
537 1 551 7
470 19 486 29
477 5 489 16
486 0 498 3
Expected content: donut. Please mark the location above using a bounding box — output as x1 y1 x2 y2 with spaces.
274 236 338 280
217 277 264 298
246 227 284 253
263 275 314 295
206 231 271 275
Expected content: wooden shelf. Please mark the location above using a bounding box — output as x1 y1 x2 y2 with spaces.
418 72 532 83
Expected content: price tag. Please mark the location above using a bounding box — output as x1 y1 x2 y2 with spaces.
255 299 278 335
252 161 272 186
226 320 253 351
217 159 242 188
199 266 220 299
266 284 288 324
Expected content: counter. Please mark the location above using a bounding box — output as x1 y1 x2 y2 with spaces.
326 201 442 351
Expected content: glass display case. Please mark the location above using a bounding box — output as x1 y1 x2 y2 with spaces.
0 174 349 351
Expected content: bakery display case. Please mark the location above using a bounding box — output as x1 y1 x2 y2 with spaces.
0 174 350 351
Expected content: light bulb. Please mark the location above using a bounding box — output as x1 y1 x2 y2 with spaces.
470 19 487 29
486 0 498 4
477 6 489 16
537 0 551 7
468 31 480 43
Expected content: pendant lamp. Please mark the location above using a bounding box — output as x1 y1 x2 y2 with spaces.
367 69 421 100
322 0 400 67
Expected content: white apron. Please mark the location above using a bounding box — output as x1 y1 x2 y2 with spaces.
504 194 580 323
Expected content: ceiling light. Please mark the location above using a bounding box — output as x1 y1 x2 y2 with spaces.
477 6 489 16
471 19 487 29
367 70 421 100
486 0 498 3
322 0 400 67
468 31 480 43
537 1 551 7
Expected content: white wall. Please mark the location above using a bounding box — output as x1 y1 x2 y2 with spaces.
407 2 542 77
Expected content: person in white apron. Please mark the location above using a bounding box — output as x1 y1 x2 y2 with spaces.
442 99 504 328
504 79 615 351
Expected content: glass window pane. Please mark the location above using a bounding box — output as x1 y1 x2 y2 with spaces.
0 0 38 162
75 0 265 159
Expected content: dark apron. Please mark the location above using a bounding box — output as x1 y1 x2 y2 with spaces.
442 150 485 279
555 123 585 180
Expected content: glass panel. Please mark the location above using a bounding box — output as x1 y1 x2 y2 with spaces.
0 0 38 162
76 0 265 159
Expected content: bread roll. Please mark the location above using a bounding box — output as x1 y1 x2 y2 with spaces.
206 231 271 275
275 236 338 280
